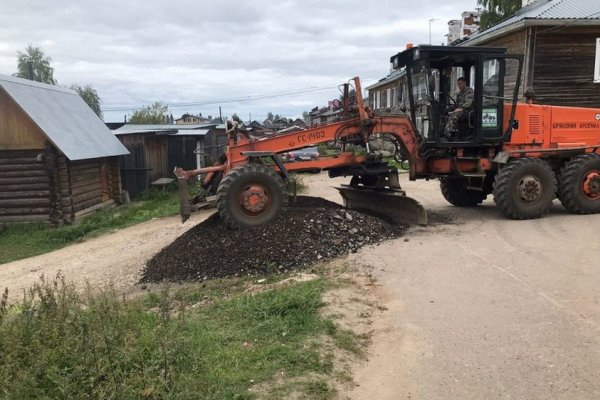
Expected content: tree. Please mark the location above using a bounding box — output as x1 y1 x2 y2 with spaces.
128 102 169 124
266 112 274 121
339 89 357 105
302 111 310 122
478 0 521 30
15 44 56 84
70 84 102 119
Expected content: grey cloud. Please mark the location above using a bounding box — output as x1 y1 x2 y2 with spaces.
0 0 477 121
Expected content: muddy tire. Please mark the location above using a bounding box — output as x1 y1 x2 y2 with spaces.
439 178 487 207
557 154 600 214
493 158 556 220
216 164 288 229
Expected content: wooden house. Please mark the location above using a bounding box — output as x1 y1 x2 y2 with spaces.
0 74 129 224
460 0 600 107
113 124 221 196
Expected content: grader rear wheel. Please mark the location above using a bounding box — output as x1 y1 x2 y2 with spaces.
558 153 600 214
493 158 556 220
216 164 288 229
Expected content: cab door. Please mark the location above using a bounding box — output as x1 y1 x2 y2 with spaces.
479 55 522 142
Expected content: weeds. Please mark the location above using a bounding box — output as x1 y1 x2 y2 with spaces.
0 275 346 399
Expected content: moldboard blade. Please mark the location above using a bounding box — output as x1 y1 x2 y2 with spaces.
336 185 427 226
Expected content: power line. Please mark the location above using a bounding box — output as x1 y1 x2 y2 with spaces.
101 76 382 112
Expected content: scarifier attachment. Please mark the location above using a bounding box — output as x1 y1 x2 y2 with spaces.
336 185 427 226
178 176 191 223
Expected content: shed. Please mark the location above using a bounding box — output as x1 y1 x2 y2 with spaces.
460 0 600 107
0 74 129 224
113 124 218 196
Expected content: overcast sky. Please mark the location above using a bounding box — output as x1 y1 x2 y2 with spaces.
0 0 479 122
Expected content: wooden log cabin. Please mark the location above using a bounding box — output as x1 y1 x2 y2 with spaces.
113 124 222 197
0 74 128 224
460 0 600 107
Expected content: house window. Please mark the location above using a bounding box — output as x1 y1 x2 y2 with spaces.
595 38 600 83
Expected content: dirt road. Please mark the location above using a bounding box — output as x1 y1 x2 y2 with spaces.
0 210 213 300
305 173 600 400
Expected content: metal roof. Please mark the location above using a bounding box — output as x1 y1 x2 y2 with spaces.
113 124 212 136
463 0 600 44
0 73 128 161
365 69 405 91
113 123 215 135
170 129 209 136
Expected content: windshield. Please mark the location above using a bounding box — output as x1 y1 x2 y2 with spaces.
409 62 433 139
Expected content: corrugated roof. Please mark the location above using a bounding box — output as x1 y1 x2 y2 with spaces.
170 129 209 136
113 124 215 135
0 73 128 161
113 124 212 136
463 0 600 44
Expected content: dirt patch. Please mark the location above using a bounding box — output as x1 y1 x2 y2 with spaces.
141 196 406 283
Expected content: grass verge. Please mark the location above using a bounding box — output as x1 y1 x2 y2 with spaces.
0 274 354 399
0 189 180 264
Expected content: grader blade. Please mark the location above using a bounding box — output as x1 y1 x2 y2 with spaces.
178 176 192 223
336 185 427 226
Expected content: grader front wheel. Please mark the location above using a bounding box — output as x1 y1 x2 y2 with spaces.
216 164 288 229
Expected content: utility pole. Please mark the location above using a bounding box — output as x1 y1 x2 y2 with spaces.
219 106 223 123
428 18 438 44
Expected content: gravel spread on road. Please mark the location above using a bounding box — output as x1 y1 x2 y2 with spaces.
141 196 406 283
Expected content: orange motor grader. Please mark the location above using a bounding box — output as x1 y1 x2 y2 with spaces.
176 45 600 228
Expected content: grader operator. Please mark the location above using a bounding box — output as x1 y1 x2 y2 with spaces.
176 45 600 229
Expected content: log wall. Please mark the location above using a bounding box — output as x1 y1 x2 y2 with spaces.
532 26 600 107
0 148 122 224
0 149 51 222
475 26 600 107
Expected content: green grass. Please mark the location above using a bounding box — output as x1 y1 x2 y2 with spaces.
384 157 410 172
0 189 180 264
0 275 347 399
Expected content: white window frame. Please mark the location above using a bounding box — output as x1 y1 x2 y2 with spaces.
595 38 600 83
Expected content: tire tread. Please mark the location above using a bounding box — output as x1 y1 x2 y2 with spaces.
558 153 600 214
492 157 556 220
216 163 288 229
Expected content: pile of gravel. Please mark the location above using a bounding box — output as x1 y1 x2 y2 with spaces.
141 196 406 283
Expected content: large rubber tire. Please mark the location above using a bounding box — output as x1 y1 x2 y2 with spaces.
439 178 487 207
557 154 600 214
492 158 556 220
216 164 288 229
